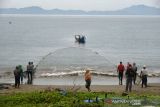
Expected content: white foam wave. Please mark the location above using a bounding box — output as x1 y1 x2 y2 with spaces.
40 70 85 77
39 70 160 77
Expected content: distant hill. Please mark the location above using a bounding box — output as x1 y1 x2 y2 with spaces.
0 5 160 15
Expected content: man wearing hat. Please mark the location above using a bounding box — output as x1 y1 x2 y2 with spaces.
140 65 148 88
84 69 92 92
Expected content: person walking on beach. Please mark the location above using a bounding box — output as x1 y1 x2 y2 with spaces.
14 66 21 88
84 69 91 92
27 62 34 84
117 61 125 85
132 63 137 85
18 65 23 84
140 65 148 88
125 64 134 92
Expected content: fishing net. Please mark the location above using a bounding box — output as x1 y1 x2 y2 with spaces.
36 47 116 78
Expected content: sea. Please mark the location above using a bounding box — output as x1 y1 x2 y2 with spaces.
0 14 160 85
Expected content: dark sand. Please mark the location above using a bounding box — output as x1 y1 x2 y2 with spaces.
0 83 160 95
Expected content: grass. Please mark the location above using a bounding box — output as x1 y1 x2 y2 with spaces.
0 90 160 107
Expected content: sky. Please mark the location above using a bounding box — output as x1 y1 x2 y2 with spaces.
0 0 160 11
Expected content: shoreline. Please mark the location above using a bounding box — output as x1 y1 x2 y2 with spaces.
0 76 160 85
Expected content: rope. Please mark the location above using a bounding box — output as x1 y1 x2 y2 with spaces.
34 46 117 90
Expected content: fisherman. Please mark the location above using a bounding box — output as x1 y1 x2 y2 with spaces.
81 36 86 44
132 62 137 85
127 62 130 69
14 66 20 88
75 35 86 44
27 62 34 84
18 65 23 84
125 64 134 92
84 69 91 92
117 61 125 85
75 35 80 43
140 65 148 88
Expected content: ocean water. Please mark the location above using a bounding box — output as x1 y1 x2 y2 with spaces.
0 15 160 78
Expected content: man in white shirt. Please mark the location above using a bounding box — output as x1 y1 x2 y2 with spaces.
140 65 148 88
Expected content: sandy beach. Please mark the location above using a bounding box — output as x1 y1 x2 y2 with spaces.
1 83 160 95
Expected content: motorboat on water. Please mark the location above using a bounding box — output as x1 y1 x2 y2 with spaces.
75 35 86 44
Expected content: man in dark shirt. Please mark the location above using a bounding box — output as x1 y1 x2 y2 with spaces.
125 64 134 92
14 66 20 88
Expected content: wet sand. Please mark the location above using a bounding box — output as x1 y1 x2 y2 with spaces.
0 83 160 95
1 76 160 85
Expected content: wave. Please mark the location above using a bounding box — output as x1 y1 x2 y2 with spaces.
0 70 159 78
39 70 160 77
39 70 86 77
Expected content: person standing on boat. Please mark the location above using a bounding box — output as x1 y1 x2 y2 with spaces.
81 36 86 44
84 69 91 92
117 61 125 85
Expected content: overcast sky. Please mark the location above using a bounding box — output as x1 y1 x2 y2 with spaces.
0 0 160 11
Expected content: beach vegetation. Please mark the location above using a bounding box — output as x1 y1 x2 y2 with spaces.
0 90 160 107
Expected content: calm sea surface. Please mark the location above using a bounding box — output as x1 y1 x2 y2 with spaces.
0 15 160 76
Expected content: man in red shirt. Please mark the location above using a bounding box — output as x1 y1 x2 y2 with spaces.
117 61 125 85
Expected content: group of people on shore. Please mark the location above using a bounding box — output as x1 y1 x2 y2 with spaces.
13 62 35 88
117 61 148 92
84 62 148 92
13 61 148 93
